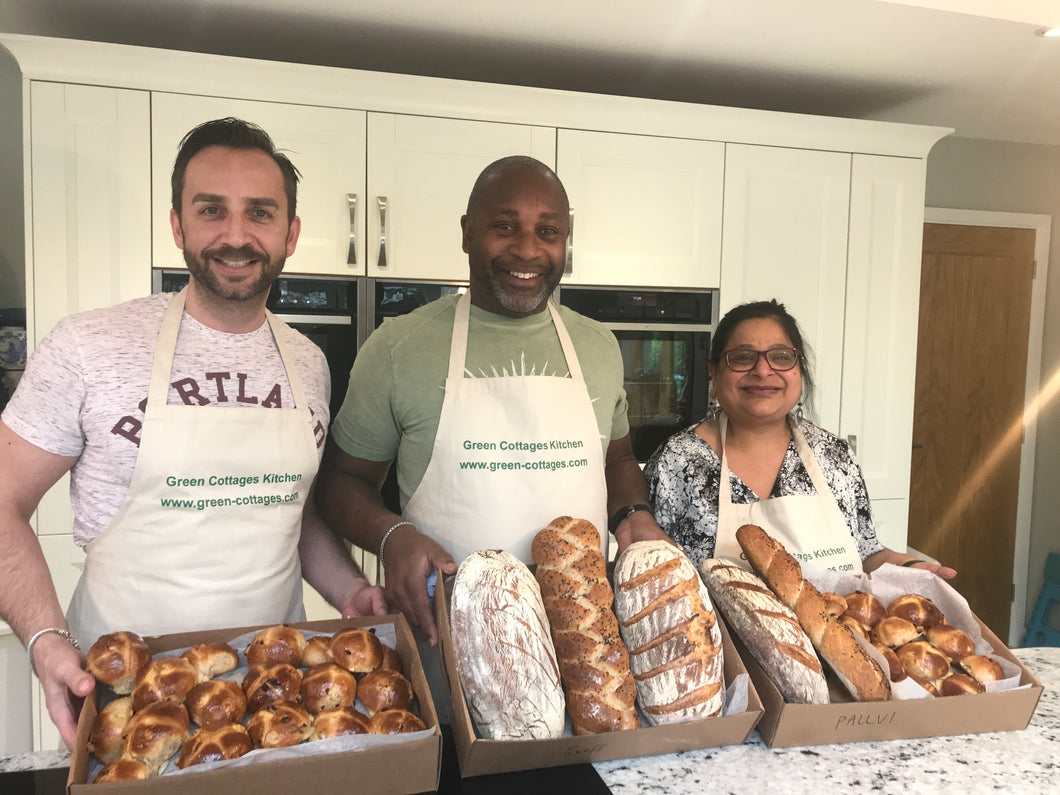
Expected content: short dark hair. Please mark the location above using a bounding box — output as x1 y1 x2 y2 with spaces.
711 299 816 410
466 155 568 215
170 117 300 222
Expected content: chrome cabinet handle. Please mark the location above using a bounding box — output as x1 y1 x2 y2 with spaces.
377 196 388 269
564 207 575 275
846 434 858 454
346 193 358 265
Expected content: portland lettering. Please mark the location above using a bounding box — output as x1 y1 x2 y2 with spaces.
110 372 324 447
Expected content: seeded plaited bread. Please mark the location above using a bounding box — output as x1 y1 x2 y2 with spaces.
614 541 725 724
699 558 828 704
531 516 639 735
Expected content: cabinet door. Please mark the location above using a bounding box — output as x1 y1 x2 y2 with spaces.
557 130 723 288
31 534 84 751
28 82 152 544
151 94 366 277
841 155 926 506
29 82 151 345
366 114 555 280
720 144 851 430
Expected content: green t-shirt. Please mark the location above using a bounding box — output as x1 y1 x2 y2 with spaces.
331 295 629 509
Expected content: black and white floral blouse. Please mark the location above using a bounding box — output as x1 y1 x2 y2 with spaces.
643 419 883 567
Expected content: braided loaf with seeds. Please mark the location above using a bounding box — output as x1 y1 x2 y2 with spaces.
531 516 639 735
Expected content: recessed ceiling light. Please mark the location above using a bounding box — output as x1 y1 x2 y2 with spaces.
1035 27 1060 37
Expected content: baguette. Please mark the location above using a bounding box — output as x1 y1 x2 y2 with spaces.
735 524 890 702
614 541 725 724
699 558 828 704
450 549 565 740
532 517 639 735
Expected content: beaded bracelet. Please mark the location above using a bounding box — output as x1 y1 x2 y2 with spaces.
378 520 415 573
26 627 81 676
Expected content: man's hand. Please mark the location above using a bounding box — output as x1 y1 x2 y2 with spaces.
381 525 458 645
340 583 389 618
34 633 96 750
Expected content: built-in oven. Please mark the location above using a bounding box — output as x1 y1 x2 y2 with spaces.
558 286 718 463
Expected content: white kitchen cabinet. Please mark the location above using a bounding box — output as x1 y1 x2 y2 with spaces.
31 534 84 751
557 130 724 288
840 155 926 507
719 144 852 431
28 82 152 344
27 82 152 539
365 113 555 281
151 94 367 277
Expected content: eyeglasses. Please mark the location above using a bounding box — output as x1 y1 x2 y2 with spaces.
722 347 800 372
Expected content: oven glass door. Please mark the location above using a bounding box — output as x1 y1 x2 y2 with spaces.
615 328 710 462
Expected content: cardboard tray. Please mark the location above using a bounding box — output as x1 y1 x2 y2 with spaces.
67 614 442 794
736 614 1044 748
435 574 763 778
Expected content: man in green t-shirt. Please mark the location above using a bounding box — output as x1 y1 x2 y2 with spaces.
317 156 669 644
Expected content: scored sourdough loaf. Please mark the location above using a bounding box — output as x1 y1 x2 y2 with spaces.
735 524 890 702
699 558 828 704
531 516 639 735
613 541 725 724
450 549 565 740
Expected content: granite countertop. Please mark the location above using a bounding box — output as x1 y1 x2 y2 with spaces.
3 647 1055 793
596 646 1057 794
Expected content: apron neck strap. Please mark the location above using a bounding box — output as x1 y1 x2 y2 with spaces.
147 289 308 410
719 412 836 506
448 292 582 380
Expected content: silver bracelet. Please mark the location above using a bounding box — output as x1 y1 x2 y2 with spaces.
378 520 415 572
26 627 81 677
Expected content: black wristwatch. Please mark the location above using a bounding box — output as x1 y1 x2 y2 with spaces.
608 503 654 534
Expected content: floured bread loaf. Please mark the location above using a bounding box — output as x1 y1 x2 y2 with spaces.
451 549 565 740
532 517 639 735
736 524 890 702
614 541 725 724
699 558 827 705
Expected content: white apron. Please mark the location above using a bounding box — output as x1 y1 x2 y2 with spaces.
403 292 608 565
713 413 863 581
67 290 317 648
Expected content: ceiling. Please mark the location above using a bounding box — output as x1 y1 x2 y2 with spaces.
1 0 1058 146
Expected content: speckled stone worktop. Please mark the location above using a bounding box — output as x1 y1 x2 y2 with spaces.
2 648 1054 794
595 646 1056 794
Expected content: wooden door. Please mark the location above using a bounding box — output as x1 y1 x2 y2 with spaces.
908 224 1035 639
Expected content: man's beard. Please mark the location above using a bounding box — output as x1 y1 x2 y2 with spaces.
183 245 283 302
487 260 562 315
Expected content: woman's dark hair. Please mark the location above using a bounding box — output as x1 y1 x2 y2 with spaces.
710 299 816 410
170 117 300 222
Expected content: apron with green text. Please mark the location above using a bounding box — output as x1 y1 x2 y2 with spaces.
713 412 864 582
66 290 317 648
403 291 608 565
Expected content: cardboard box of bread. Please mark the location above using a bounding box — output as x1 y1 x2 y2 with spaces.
68 614 441 793
698 523 1043 748
434 516 764 778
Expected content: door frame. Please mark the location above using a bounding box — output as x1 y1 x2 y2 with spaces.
923 208 1051 647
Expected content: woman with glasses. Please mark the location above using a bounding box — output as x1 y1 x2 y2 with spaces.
644 299 955 580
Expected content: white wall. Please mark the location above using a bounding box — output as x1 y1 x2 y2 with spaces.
924 135 1060 636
